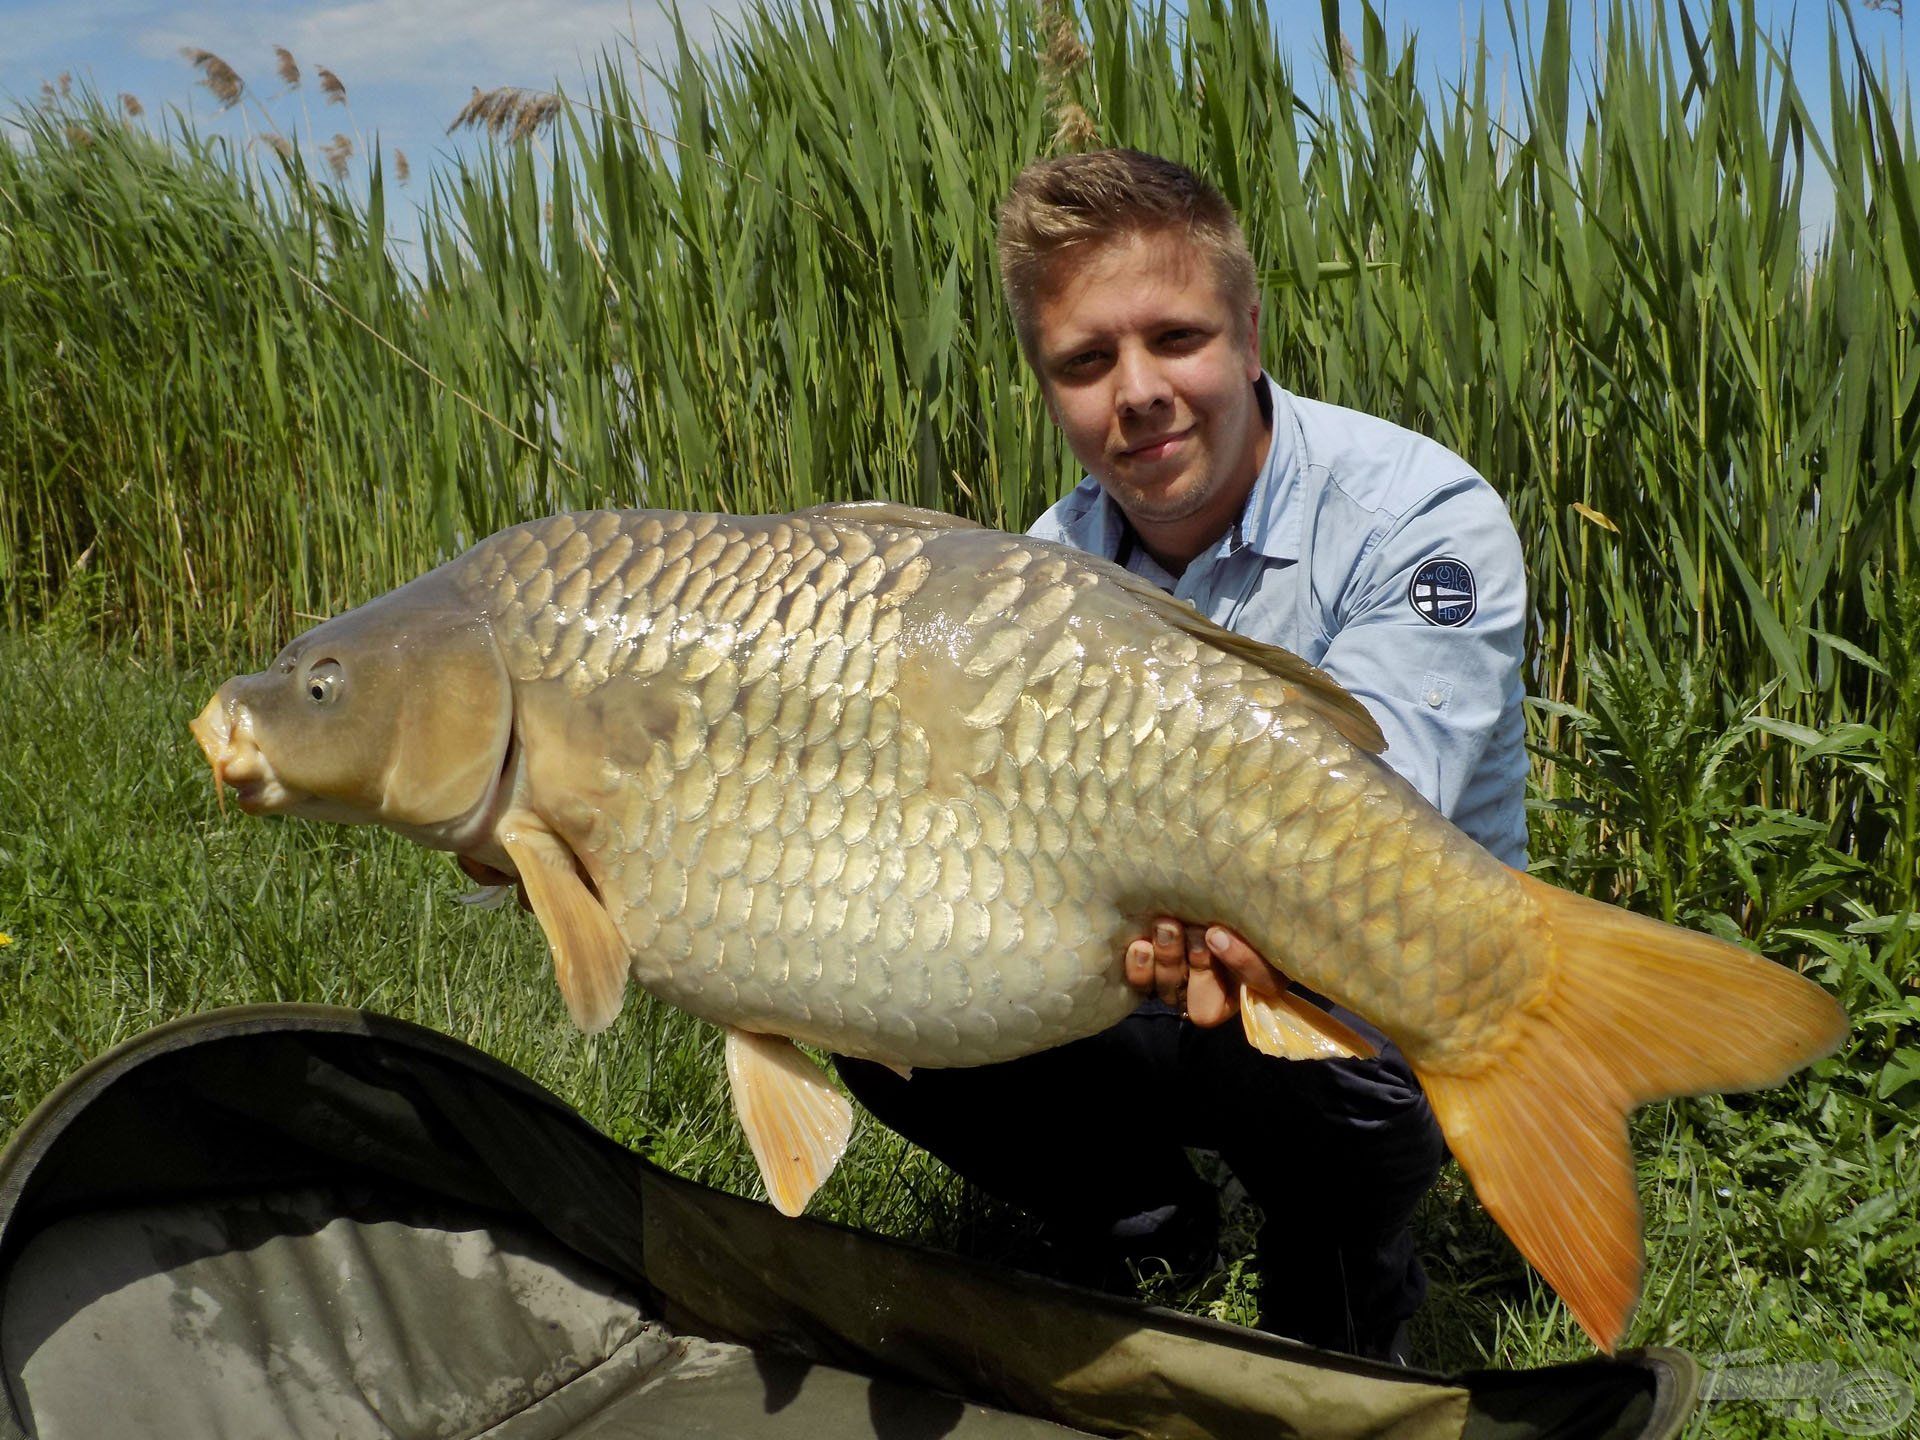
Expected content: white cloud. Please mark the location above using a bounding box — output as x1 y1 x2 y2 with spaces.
136 0 742 94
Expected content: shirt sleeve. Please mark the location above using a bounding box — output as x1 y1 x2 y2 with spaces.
1313 475 1527 827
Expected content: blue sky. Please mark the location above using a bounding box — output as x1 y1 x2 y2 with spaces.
1 0 1910 248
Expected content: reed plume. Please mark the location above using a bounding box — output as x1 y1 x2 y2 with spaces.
449 86 561 142
182 49 245 108
321 132 353 181
275 47 301 88
1039 0 1097 150
120 93 144 118
317 68 347 105
395 150 411 185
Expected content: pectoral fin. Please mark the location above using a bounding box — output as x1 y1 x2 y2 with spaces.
498 813 629 1033
1239 984 1379 1061
724 1027 854 1216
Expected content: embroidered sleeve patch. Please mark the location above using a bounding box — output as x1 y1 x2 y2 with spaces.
1409 556 1476 626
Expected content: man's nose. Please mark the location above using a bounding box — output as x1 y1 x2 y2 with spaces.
1112 342 1171 414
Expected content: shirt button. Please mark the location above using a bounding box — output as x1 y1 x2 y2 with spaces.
1425 690 1445 708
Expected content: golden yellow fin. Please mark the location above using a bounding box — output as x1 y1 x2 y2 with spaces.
1418 873 1849 1352
499 814 629 1034
1239 985 1379 1061
724 1027 854 1217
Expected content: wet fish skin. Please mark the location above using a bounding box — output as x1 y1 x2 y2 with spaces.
440 505 1519 1069
191 502 1848 1352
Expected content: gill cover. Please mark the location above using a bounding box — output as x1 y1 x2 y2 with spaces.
204 571 514 829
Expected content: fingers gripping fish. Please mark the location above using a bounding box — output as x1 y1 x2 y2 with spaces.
190 503 1847 1352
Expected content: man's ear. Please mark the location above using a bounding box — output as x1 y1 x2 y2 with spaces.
1244 299 1263 378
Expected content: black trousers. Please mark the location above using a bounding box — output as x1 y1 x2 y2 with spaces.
835 999 1446 1360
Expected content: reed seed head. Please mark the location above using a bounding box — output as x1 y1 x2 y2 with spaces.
1041 0 1088 79
1050 102 1099 152
449 86 562 142
317 67 347 105
322 132 354 181
275 47 301 88
120 93 144 118
183 49 245 108
395 150 411 185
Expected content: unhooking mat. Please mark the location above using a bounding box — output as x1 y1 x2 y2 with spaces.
0 1005 1697 1440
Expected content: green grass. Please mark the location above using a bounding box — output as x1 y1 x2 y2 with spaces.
2 632 1913 1428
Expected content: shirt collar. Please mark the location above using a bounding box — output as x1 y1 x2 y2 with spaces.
1238 373 1303 563
1085 372 1304 567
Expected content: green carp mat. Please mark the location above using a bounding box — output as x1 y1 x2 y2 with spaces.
0 1005 1697 1439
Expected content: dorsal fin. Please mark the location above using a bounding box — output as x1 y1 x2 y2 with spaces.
795 501 986 532
793 504 1385 755
1095 561 1388 755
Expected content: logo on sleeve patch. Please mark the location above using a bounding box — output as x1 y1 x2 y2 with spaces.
1409 557 1476 627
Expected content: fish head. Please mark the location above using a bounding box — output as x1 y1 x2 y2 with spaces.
191 575 514 835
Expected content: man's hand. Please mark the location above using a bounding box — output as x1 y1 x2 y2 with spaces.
1124 919 1287 1026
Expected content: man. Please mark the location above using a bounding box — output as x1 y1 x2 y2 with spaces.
838 149 1528 1363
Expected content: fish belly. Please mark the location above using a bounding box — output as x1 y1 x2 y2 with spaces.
597 792 1144 1068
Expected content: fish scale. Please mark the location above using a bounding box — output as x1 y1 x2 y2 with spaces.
446 507 1524 1068
194 500 1848 1350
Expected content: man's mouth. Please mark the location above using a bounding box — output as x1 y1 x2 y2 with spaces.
1121 426 1194 461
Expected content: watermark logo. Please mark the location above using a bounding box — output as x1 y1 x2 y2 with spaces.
1702 1350 1915 1435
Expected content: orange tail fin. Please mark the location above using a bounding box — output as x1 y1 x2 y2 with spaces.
1415 873 1848 1352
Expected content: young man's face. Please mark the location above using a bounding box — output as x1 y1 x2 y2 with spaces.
1032 229 1267 550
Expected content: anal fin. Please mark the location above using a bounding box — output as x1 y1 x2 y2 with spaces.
1240 984 1379 1061
499 812 629 1033
725 1028 854 1217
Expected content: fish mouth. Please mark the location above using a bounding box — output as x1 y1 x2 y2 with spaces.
190 690 293 815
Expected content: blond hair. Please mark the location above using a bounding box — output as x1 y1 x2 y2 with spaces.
995 149 1256 367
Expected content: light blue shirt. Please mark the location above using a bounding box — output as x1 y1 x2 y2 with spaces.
1029 374 1529 867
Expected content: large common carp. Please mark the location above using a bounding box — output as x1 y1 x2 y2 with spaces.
191 503 1846 1351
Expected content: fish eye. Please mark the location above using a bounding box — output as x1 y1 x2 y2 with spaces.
305 659 344 706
